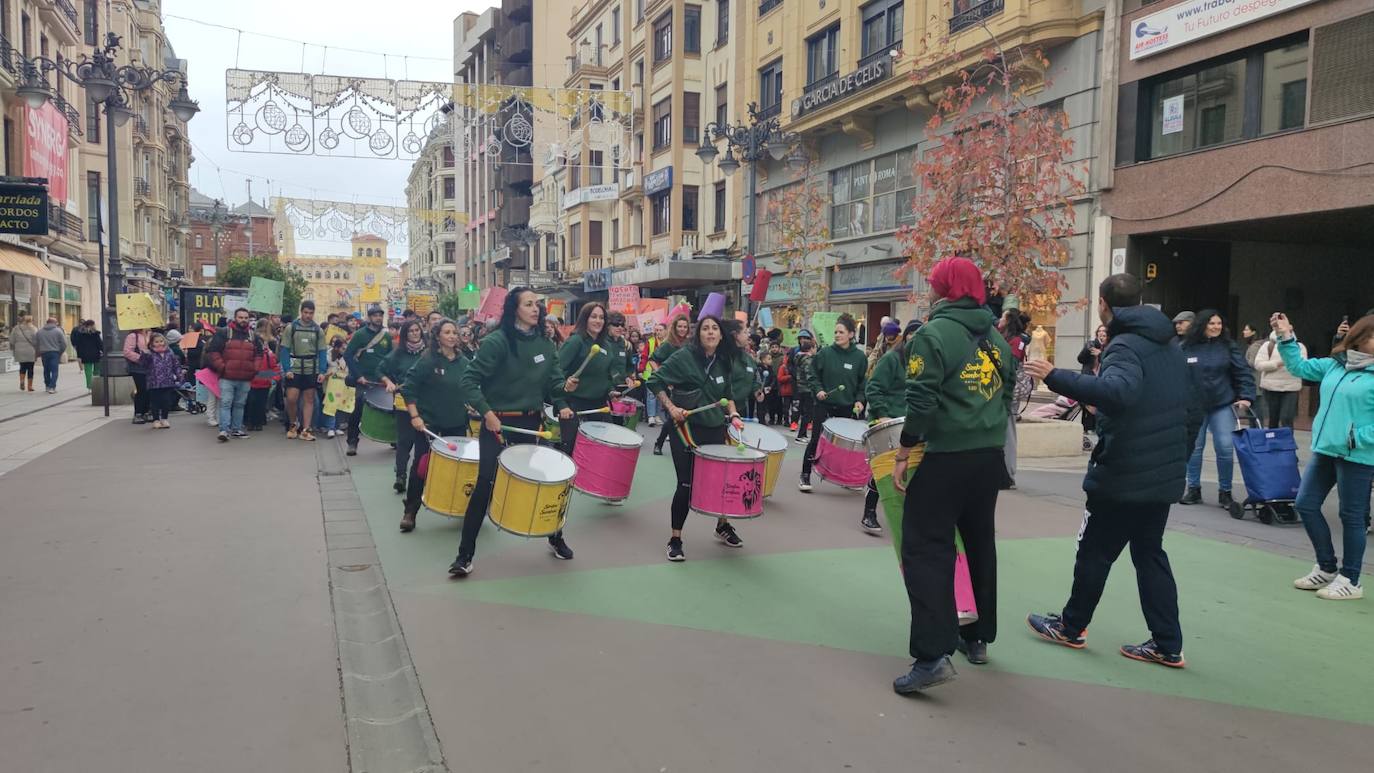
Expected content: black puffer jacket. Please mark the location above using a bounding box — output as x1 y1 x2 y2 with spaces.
1044 305 1188 504
1181 334 1255 411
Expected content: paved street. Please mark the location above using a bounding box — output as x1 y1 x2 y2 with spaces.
3 394 1369 772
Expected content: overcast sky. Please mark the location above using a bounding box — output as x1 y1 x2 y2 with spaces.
163 0 492 260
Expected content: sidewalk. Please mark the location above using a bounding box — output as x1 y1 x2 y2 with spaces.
0 363 105 478
0 361 91 423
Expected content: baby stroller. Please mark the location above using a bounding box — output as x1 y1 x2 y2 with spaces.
177 381 206 414
1230 406 1300 525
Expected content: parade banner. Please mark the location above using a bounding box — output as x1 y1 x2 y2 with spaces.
473 286 507 323
246 277 285 315
608 285 640 312
23 103 68 201
811 312 840 345
406 291 438 316
115 293 164 331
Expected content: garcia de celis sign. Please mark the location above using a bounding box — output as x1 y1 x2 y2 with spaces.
791 58 892 119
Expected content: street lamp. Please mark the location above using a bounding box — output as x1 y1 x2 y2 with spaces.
206 199 231 281
11 32 199 415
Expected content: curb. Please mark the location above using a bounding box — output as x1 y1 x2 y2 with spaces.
0 391 92 425
316 440 448 773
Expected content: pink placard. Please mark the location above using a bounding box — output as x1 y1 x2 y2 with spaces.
473 286 508 323
194 367 221 398
608 285 640 312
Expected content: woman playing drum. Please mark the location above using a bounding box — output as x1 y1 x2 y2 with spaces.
399 319 473 532
724 320 761 419
646 314 746 561
557 302 626 454
651 314 693 456
383 319 429 497
449 289 572 577
862 320 923 533
799 313 868 492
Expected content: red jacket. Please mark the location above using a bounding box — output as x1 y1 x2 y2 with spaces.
250 347 281 389
207 327 261 382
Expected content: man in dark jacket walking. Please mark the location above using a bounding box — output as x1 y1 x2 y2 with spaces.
1023 273 1189 669
206 307 261 442
70 320 103 389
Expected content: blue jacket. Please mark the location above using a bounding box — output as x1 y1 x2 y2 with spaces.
1180 335 1255 411
1278 339 1374 466
1044 305 1188 504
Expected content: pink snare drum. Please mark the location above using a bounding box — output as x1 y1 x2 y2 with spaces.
815 418 871 489
571 421 644 502
955 552 979 624
690 444 766 519
609 398 639 418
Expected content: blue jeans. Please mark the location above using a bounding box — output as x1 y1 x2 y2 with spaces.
1295 453 1372 583
1186 405 1236 491
218 379 251 433
645 389 658 419
40 351 61 389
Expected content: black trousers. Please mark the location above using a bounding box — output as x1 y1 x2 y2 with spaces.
130 372 150 416
667 423 727 531
345 385 366 445
902 449 1003 661
147 387 176 421
794 394 814 437
394 411 421 478
245 386 271 428
458 412 546 560
1060 497 1183 655
801 403 854 476
404 422 467 515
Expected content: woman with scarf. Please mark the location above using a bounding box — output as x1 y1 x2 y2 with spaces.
557 302 626 454
399 318 472 533
383 319 428 497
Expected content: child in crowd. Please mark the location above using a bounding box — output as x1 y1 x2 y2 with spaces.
140 333 184 429
320 337 351 439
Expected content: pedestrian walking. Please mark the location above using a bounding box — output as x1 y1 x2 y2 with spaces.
641 322 669 427
280 300 327 441
1023 273 1189 669
71 320 103 389
343 306 392 456
381 318 427 496
788 330 818 443
890 257 1014 693
138 333 184 429
1178 310 1256 509
798 313 867 492
34 317 68 393
206 308 261 442
123 328 153 424
11 315 37 392
1253 331 1305 429
1273 312 1374 601
319 337 351 438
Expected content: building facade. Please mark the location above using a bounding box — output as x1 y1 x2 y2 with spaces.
403 114 459 291
282 235 392 317
185 190 279 286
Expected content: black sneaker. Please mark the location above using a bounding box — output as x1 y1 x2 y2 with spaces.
955 638 989 665
1120 639 1185 669
132 414 148 425
548 535 574 560
798 474 813 493
346 443 358 457
861 511 882 534
1218 490 1235 508
715 522 743 548
666 537 685 562
1026 613 1087 649
1179 486 1201 505
448 557 473 577
393 475 406 494
652 444 664 456
893 656 957 694
231 430 250 438
216 432 229 443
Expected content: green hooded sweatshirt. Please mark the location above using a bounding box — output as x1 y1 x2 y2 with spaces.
401 350 472 429
343 324 392 382
807 341 868 409
865 343 909 420
731 352 760 405
646 346 733 428
900 298 1015 452
461 326 567 415
558 331 623 401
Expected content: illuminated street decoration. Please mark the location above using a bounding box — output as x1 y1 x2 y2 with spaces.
271 197 467 246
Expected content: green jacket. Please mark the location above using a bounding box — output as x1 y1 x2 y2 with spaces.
900 298 1014 453
730 352 760 404
401 350 471 429
651 340 681 366
461 326 566 415
808 342 868 408
865 343 909 420
788 348 815 396
558 331 621 401
604 335 633 387
381 346 425 386
343 324 392 383
646 346 732 427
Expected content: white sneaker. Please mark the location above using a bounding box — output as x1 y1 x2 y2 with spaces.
1316 575 1363 600
207 418 219 427
1294 564 1338 591
327 429 337 438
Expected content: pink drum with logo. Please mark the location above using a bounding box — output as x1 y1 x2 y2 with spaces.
690 444 766 519
815 418 871 489
571 421 644 502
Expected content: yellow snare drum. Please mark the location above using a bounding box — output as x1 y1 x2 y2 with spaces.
469 418 481 437
731 422 788 498
422 437 481 517
488 444 577 537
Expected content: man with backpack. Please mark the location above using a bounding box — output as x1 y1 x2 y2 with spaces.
280 300 328 441
342 305 393 455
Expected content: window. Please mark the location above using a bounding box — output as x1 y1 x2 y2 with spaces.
570 155 582 189
653 12 673 64
830 147 918 239
684 5 701 54
84 0 99 46
590 150 604 185
634 59 644 86
683 92 700 144
595 24 603 58
444 242 456 264
86 172 101 241
653 97 672 150
21 13 31 57
636 0 644 22
807 25 840 86
1261 43 1309 134
651 190 671 235
86 95 101 142
589 221 604 255
443 176 456 199
860 0 904 60
759 60 784 117
612 7 621 45
194 233 203 249
760 0 783 15
717 0 730 45
713 181 726 233
612 217 620 250
442 146 455 167
569 223 582 257
715 85 728 129
682 185 699 232
1146 59 1247 159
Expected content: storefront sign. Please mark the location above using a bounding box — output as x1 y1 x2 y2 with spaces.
643 166 673 196
1161 95 1185 134
0 182 49 236
583 267 614 292
23 103 68 201
180 287 233 329
1129 0 1319 60
563 184 619 210
792 58 891 118
763 275 802 303
831 261 910 297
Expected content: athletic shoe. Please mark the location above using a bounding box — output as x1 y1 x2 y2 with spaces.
133 415 148 425
1026 613 1087 649
1218 490 1235 509
207 418 219 427
666 537 685 562
548 535 575 560
326 429 337 438
393 475 406 494
893 656 956 694
217 432 229 443
715 522 744 548
232 430 250 438
798 474 813 493
300 430 316 442
1293 564 1338 591
346 443 358 457
1178 486 1201 505
1120 639 1185 668
652 444 664 456
448 557 473 577
794 435 807 444
1315 575 1364 600
956 639 989 665
861 511 882 534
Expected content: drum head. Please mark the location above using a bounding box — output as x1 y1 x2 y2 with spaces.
578 421 644 448
499 444 577 483
734 423 788 453
543 404 558 423
823 418 869 442
364 385 394 411
694 443 765 462
431 435 479 461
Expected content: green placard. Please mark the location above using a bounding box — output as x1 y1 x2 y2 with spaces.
781 328 799 348
458 289 480 310
245 276 285 315
811 312 840 346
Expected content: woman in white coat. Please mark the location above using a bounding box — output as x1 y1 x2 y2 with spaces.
1253 332 1306 429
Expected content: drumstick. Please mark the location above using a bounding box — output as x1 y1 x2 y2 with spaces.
682 398 730 418
421 427 459 452
568 344 604 381
500 425 555 439
576 406 612 416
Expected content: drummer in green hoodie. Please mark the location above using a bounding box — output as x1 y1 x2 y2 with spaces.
651 313 692 455
382 318 429 499
860 319 923 534
449 289 572 577
557 303 628 454
398 318 472 532
799 312 868 492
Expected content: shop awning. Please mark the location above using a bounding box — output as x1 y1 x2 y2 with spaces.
0 246 62 282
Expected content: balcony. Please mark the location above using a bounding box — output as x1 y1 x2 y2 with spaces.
502 21 532 64
757 101 781 120
950 0 1005 34
133 116 148 140
50 92 84 138
134 177 151 197
566 47 609 82
48 204 84 243
39 0 81 45
0 33 14 80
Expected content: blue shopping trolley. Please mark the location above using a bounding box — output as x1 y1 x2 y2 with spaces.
1231 407 1301 525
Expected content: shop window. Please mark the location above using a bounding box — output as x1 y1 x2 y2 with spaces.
651 190 671 235
682 185 699 232
831 147 918 238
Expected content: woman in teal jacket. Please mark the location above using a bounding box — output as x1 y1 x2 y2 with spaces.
1274 312 1374 601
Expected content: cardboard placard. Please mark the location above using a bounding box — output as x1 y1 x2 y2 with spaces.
811 312 840 346
177 331 200 350
115 293 164 331
734 310 748 323
781 329 799 348
245 276 285 315
473 286 508 322
194 367 221 399
608 285 640 312
636 298 669 316
758 307 774 329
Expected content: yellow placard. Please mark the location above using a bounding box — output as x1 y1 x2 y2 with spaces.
115 293 163 331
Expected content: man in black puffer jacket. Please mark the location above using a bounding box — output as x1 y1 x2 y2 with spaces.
1022 273 1190 669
